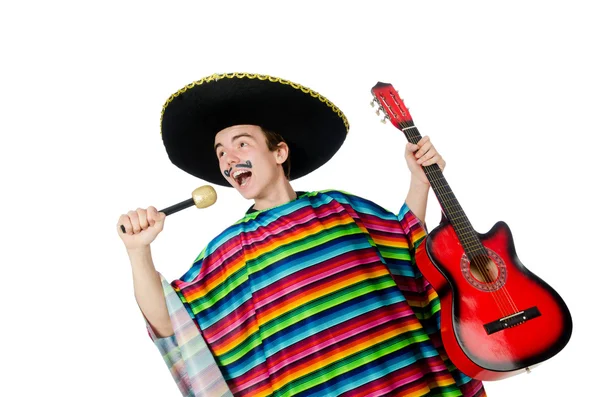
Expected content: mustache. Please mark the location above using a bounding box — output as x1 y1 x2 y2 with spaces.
224 160 252 177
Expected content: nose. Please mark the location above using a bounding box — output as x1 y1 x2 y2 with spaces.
224 152 240 166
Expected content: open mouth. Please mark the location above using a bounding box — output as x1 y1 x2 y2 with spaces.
233 169 252 187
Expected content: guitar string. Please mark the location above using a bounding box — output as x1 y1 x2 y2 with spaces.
404 124 521 316
402 125 511 316
403 126 518 317
374 90 519 316
405 125 521 317
402 123 520 316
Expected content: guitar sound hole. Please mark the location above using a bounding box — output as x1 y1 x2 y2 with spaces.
469 255 499 283
461 248 507 292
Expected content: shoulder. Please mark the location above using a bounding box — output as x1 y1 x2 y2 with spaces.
177 220 245 283
308 189 396 219
304 189 365 203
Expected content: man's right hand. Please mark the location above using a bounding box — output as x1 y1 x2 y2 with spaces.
117 206 166 250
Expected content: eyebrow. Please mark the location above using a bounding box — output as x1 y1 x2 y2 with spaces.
214 133 255 151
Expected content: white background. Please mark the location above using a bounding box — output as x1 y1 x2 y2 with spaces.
1 1 598 395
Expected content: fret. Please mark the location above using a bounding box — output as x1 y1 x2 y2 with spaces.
450 220 476 230
440 200 461 209
441 206 466 216
458 236 482 248
461 236 484 246
456 231 483 245
441 201 463 210
434 188 455 196
448 213 470 222
372 85 479 257
437 197 458 207
460 235 482 245
454 227 479 237
430 182 451 190
453 228 479 239
462 241 486 253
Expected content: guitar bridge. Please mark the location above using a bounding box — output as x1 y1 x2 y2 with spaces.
483 306 541 335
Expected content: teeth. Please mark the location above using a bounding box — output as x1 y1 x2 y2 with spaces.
233 170 251 178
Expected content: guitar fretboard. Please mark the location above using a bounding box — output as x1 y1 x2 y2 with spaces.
402 123 486 258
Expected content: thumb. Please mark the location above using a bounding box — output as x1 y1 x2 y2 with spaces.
405 142 418 158
148 206 166 228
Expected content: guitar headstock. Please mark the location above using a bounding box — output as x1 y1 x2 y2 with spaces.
370 82 414 132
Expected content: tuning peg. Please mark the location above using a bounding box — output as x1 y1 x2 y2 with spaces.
376 108 380 116
370 98 377 107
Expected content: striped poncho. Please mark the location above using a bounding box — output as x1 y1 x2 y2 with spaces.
147 190 486 397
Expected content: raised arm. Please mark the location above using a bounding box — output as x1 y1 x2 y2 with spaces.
117 206 174 337
403 135 446 224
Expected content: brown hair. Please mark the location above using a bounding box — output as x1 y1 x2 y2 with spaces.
260 127 291 179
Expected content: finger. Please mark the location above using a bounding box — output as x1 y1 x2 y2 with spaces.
146 206 155 227
414 137 432 158
416 136 430 149
406 142 419 154
137 208 149 230
421 154 444 167
118 214 133 235
415 142 433 159
147 206 159 227
416 147 437 164
128 210 141 233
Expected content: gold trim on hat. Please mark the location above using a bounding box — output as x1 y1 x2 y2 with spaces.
160 72 350 133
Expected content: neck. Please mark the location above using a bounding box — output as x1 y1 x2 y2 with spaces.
252 177 297 210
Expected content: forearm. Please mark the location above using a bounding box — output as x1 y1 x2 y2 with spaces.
128 246 174 337
404 177 431 224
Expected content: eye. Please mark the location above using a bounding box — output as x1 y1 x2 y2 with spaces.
218 151 225 158
240 142 248 148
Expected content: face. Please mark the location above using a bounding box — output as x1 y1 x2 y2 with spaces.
214 125 288 199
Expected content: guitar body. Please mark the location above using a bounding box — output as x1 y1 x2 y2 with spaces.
415 220 573 380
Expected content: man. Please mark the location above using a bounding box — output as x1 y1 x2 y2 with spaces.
117 73 486 396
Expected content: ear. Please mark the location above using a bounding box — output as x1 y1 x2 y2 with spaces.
274 142 289 165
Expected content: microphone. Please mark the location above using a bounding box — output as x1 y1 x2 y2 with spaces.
120 185 217 233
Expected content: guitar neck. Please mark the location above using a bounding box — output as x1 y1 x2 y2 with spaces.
370 81 487 257
402 123 485 258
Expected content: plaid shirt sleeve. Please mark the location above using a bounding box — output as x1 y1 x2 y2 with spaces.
145 273 234 397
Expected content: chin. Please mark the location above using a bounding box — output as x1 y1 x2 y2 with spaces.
238 190 254 200
235 185 259 200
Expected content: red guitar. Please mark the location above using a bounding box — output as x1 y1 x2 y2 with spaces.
371 82 572 381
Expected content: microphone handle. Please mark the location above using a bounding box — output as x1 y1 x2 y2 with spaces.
119 198 195 233
161 198 195 216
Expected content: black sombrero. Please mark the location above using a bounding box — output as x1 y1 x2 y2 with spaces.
160 72 349 186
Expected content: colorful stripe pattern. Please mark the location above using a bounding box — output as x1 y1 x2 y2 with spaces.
149 190 486 396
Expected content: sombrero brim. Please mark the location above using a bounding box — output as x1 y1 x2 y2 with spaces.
160 73 349 186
